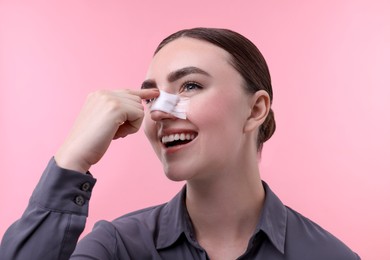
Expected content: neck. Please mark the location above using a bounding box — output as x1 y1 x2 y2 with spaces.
185 159 265 241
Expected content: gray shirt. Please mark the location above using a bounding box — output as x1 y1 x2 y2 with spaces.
0 158 360 259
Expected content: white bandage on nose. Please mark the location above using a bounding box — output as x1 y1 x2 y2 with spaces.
150 90 189 119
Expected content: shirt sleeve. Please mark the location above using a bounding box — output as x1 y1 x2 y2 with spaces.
0 157 96 260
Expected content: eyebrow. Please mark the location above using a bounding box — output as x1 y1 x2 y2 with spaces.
141 66 211 89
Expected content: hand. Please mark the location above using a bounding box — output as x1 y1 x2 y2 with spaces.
55 89 159 173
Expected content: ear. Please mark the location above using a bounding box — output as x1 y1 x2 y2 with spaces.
244 90 271 133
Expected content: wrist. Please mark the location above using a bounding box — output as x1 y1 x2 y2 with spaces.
54 151 91 174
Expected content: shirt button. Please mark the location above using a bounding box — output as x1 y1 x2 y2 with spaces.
81 182 91 192
74 195 85 206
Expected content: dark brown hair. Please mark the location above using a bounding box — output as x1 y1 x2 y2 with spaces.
154 28 276 152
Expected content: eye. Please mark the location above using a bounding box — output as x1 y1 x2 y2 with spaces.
180 81 202 93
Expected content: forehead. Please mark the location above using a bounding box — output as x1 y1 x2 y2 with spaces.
146 37 232 78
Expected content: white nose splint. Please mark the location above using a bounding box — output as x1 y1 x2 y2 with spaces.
150 90 189 119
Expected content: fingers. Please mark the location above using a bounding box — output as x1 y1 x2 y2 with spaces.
129 88 160 100
85 88 157 133
109 89 158 136
114 120 142 139
114 88 160 100
55 88 159 173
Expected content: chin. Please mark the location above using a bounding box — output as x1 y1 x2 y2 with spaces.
163 170 188 182
162 164 194 182
165 175 187 182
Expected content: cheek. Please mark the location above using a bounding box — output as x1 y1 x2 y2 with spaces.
186 91 249 132
143 114 157 142
187 96 233 127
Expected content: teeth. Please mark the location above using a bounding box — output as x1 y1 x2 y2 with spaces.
162 133 196 144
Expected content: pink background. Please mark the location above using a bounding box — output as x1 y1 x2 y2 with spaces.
1 1 389 259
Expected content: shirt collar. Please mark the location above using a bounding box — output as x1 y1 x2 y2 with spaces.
255 181 287 254
156 185 189 249
155 182 287 254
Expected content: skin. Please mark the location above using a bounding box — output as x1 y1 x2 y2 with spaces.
144 38 271 260
55 37 271 260
55 89 159 173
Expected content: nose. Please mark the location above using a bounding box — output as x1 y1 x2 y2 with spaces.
150 110 177 122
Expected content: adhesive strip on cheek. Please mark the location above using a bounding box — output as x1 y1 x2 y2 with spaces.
150 90 189 119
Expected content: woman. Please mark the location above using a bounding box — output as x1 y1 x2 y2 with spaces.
0 28 359 259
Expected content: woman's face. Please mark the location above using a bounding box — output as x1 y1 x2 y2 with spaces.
143 37 254 182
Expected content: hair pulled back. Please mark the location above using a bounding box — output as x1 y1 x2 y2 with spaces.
154 28 276 152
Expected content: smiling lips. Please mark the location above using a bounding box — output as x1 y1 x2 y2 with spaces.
161 132 197 148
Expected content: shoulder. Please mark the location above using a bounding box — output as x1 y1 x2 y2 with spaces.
110 203 168 232
86 203 167 239
284 206 360 259
78 203 169 258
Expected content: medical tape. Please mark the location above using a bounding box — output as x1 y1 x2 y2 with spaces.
150 90 189 119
